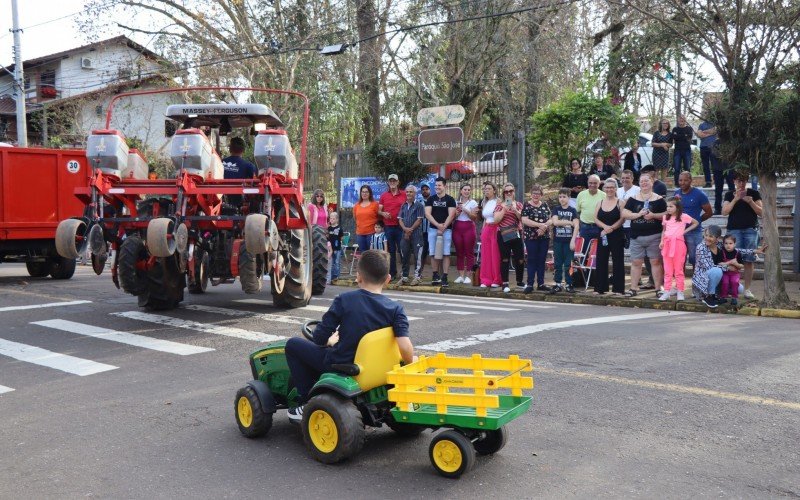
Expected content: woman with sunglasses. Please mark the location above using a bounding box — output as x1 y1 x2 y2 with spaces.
651 119 673 182
476 181 502 288
353 185 379 253
307 189 328 227
494 183 525 292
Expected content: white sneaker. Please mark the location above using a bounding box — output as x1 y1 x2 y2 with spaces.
454 276 464 284
676 291 685 301
503 286 511 293
743 289 755 300
287 406 304 423
479 284 488 288
658 292 670 301
463 277 471 285
490 283 500 288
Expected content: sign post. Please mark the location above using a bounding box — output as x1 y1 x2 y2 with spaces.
417 105 466 178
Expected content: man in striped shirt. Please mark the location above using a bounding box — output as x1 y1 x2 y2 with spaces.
397 185 425 285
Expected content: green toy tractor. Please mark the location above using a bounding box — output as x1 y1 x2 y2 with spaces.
234 321 534 477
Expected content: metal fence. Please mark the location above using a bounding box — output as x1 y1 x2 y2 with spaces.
332 131 527 235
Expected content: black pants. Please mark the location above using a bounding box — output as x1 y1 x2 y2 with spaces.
285 337 330 403
594 233 625 293
497 233 525 285
713 168 734 213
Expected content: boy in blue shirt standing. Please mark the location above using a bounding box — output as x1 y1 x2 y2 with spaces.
285 250 414 421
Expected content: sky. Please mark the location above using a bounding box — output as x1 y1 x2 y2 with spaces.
0 0 123 68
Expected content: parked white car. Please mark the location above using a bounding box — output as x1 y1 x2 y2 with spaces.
473 150 507 174
618 133 700 167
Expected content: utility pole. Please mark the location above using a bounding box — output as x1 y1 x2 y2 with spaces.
11 0 27 147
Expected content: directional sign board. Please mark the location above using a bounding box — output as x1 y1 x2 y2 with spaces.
418 127 464 165
417 105 466 127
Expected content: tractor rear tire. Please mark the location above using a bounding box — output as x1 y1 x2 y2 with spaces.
26 261 50 278
271 205 311 308
311 225 328 295
139 255 184 310
239 247 263 294
235 386 272 438
118 235 148 296
49 256 76 280
302 392 365 464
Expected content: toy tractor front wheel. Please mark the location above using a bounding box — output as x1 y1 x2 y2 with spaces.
234 386 272 438
302 392 365 464
429 430 476 478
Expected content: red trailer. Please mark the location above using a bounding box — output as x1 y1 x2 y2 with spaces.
0 146 89 279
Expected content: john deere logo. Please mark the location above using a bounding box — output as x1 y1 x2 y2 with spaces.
436 377 442 384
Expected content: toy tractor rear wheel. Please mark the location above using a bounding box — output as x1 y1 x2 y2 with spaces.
429 430 476 478
26 261 50 278
302 392 365 464
139 254 185 310
271 205 311 308
234 386 272 438
311 224 328 295
473 426 508 455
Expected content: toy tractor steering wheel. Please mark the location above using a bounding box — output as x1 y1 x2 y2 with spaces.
301 320 319 341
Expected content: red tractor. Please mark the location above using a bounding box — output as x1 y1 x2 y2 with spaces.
55 87 327 309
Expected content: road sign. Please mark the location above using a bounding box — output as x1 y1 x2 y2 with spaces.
418 127 464 165
417 105 465 127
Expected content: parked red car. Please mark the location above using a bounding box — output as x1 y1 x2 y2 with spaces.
428 160 475 181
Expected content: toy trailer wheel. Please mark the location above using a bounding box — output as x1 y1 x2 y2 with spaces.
429 430 476 478
234 386 273 438
147 218 177 257
55 219 87 259
302 393 365 464
473 426 508 455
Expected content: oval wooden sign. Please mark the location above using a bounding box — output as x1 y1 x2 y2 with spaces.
417 105 466 127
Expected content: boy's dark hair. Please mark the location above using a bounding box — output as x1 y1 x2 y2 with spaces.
641 164 656 173
374 220 385 229
435 176 446 185
723 234 737 243
358 249 390 284
558 187 571 197
733 170 750 181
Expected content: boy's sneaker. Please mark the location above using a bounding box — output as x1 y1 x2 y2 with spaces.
701 295 718 308
743 289 755 300
538 284 551 292
397 276 409 285
287 406 304 423
454 276 464 284
565 285 575 293
551 285 563 294
432 272 441 285
440 274 449 288
517 282 526 290
502 283 510 293
523 286 534 294
463 276 472 285
676 291 685 301
410 276 422 286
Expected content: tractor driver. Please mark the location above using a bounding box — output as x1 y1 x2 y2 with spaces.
284 250 415 422
222 136 257 206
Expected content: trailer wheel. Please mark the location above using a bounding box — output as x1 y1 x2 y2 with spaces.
188 251 209 294
49 256 76 280
55 219 87 259
118 235 148 296
239 248 263 294
473 426 508 455
26 261 50 278
140 254 184 310
147 218 177 257
271 205 311 308
429 430 476 478
311 225 329 295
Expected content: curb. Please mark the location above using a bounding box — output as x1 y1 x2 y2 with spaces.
329 280 800 319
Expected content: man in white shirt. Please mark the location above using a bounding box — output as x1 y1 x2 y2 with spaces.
616 169 640 249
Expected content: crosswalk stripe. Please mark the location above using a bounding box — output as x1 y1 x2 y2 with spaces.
384 292 567 309
0 338 118 376
111 311 284 343
0 385 14 395
234 299 423 320
418 311 689 351
387 297 519 312
32 319 215 356
0 300 92 313
424 310 477 315
185 304 309 324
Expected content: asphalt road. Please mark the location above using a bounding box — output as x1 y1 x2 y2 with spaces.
1 263 799 498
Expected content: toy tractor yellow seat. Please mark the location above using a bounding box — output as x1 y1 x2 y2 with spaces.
329 326 402 392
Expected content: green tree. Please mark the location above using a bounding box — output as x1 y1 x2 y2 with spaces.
364 131 428 187
529 89 639 174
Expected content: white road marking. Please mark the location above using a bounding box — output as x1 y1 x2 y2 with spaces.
111 311 284 343
0 338 118 376
418 311 690 351
184 304 310 324
389 297 519 312
233 299 422 320
425 310 477 315
0 385 14 395
31 319 214 356
0 300 91 313
385 293 553 309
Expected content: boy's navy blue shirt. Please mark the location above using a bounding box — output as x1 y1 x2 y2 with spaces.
312 289 409 366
